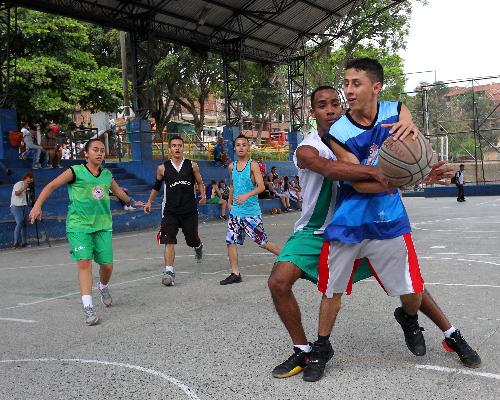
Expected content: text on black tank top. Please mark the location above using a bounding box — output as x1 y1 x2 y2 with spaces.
163 159 197 215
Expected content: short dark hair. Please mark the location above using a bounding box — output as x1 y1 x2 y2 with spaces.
459 164 465 168
23 171 34 180
233 134 249 147
84 138 104 151
345 57 384 85
310 85 338 107
169 135 184 145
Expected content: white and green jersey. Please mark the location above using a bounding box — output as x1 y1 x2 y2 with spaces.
292 130 338 235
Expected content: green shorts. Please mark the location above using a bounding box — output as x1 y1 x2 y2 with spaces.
67 230 113 264
206 197 222 204
275 230 372 285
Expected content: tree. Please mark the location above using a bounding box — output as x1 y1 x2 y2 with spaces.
306 0 424 92
241 62 288 140
11 9 122 123
152 46 223 135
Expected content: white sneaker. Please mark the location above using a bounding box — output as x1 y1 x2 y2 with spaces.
83 305 99 326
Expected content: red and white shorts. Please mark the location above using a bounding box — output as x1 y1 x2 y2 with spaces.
318 234 424 298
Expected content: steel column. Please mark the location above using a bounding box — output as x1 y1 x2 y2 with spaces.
287 56 306 135
222 39 243 127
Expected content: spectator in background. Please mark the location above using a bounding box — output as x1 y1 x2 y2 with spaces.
10 172 34 248
272 176 292 212
21 122 49 169
218 180 229 201
266 166 279 184
41 129 63 168
288 175 302 209
257 157 266 175
206 180 227 220
213 137 228 167
61 143 71 160
455 164 466 202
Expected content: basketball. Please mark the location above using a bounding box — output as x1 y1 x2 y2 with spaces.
271 208 278 215
378 134 434 187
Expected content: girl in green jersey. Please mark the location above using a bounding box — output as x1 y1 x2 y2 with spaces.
29 139 143 326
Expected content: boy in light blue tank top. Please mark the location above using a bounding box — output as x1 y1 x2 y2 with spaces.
221 135 280 285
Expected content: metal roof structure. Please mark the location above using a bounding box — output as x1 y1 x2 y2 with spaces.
9 0 404 64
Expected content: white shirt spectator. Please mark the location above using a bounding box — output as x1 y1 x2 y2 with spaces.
11 181 28 206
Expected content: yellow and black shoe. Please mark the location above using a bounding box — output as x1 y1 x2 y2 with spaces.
272 346 310 378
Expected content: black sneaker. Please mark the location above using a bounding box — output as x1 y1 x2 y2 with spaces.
272 346 311 378
442 330 481 368
302 340 334 382
194 243 203 263
394 307 426 356
220 273 242 285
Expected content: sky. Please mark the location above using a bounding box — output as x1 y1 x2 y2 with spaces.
401 0 500 92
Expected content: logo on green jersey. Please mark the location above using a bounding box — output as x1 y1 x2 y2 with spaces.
92 185 105 199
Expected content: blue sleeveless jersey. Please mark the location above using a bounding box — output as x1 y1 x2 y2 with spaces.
323 101 411 243
230 159 261 217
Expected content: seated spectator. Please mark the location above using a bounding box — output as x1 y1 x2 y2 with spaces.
218 180 229 201
206 180 227 220
213 137 228 167
271 176 292 211
287 175 302 209
41 130 63 168
61 143 71 160
266 166 279 184
21 122 49 169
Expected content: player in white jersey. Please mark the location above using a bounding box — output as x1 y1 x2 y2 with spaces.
268 85 481 379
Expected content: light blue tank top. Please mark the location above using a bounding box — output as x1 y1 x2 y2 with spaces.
231 159 261 217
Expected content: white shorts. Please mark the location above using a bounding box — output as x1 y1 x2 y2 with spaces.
318 233 424 298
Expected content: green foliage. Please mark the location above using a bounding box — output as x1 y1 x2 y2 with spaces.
11 9 122 122
151 46 223 133
306 0 421 92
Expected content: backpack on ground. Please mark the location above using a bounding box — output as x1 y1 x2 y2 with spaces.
8 130 23 148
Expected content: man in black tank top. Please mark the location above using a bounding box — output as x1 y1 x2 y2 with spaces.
144 135 206 286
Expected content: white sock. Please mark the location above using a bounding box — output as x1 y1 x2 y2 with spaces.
164 266 174 273
98 282 108 290
294 344 312 353
81 295 93 308
444 326 457 338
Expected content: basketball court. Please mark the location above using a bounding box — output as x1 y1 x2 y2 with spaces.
0 196 499 399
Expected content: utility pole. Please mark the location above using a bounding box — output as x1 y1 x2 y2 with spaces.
119 31 130 116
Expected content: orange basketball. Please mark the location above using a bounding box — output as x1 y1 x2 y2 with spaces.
378 134 434 187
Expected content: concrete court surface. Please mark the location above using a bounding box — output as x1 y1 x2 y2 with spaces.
0 196 499 400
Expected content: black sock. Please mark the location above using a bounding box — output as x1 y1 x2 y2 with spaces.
317 334 330 344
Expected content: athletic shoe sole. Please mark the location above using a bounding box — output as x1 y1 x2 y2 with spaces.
85 316 99 326
272 365 305 378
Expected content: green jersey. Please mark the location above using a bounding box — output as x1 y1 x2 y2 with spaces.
66 164 113 233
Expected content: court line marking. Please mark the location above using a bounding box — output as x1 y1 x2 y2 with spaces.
0 252 274 271
0 262 275 311
0 358 201 400
416 364 500 381
0 317 36 323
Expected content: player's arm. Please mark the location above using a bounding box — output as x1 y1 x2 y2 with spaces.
227 163 234 211
234 161 264 204
29 168 74 223
144 164 164 213
381 103 419 141
330 141 396 194
296 144 388 185
192 161 206 204
111 180 144 208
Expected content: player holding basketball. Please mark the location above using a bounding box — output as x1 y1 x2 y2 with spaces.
221 135 280 285
29 138 144 326
144 135 205 287
300 58 480 382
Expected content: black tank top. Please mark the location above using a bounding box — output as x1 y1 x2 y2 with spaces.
163 159 197 215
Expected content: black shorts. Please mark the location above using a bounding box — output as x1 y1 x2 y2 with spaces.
160 213 201 247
